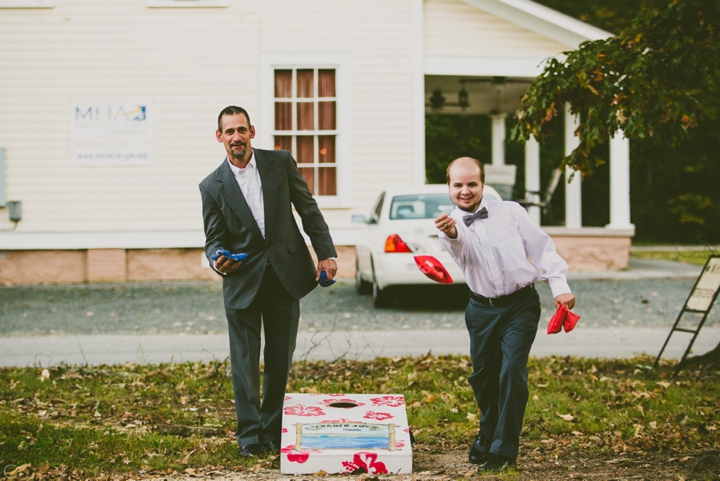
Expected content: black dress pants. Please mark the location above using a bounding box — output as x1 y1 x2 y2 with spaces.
225 265 300 448
465 285 540 459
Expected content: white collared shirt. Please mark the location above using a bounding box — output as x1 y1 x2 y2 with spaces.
227 152 265 238
439 197 571 299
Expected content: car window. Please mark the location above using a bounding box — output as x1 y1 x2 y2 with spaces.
389 194 455 220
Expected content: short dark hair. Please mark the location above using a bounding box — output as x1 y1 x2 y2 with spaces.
446 157 485 184
217 106 251 131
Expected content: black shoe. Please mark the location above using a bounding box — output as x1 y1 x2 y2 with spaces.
478 454 516 474
262 440 280 455
239 443 263 458
468 435 491 465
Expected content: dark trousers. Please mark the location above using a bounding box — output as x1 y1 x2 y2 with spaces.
225 266 299 448
465 285 540 459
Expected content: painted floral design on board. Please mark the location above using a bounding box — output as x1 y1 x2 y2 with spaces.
283 404 326 417
369 395 404 407
281 445 311 464
363 411 394 421
342 452 389 474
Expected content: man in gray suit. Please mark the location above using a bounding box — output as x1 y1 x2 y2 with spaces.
200 106 338 457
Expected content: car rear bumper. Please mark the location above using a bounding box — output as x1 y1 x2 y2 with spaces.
372 252 465 289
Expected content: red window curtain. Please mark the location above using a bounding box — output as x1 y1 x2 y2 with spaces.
297 69 314 98
299 168 315 195
274 68 338 196
296 136 314 165
318 70 335 96
318 69 336 130
274 136 291 151
318 136 335 163
297 103 314 130
318 167 336 196
275 70 292 97
274 70 293 131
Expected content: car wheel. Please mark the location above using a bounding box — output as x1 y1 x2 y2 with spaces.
372 263 393 308
355 259 371 295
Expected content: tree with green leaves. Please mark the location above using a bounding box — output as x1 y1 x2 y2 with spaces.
513 0 720 175
515 0 720 366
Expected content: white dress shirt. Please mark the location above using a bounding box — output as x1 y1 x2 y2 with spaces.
439 196 571 299
227 152 265 238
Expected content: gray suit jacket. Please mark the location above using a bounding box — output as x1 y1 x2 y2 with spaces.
199 149 337 309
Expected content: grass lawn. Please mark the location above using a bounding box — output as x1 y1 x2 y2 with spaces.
0 355 718 479
630 248 718 266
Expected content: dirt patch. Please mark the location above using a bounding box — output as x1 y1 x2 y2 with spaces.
167 449 719 480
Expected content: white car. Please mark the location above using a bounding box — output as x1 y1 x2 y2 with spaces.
353 184 503 307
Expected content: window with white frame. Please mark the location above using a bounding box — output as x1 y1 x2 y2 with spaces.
273 68 338 196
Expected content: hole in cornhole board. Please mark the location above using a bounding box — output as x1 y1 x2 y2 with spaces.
328 402 358 408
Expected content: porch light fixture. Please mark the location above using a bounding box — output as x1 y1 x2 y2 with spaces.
458 81 469 111
427 86 469 111
429 90 446 110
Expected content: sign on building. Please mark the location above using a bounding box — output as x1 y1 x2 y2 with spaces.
71 101 154 166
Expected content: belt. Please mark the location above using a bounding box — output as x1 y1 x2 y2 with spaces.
470 284 534 307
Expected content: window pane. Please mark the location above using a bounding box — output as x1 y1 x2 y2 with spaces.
318 101 336 130
297 102 314 130
296 136 314 165
388 194 454 220
299 167 315 195
297 69 314 98
318 69 335 97
318 167 337 196
275 102 292 130
274 70 292 98
274 136 292 152
318 135 335 163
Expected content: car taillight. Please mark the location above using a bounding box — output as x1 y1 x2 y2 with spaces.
384 234 413 253
413 255 454 284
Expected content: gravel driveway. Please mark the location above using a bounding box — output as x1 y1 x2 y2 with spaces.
1 276 716 337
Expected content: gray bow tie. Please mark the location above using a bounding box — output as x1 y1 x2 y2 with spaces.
463 207 488 226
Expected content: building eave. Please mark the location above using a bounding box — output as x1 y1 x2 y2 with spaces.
459 0 613 48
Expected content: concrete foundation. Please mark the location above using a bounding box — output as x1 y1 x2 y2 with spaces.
544 227 633 272
0 232 631 286
0 245 357 286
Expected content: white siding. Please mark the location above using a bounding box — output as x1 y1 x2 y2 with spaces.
0 0 415 245
424 0 572 59
0 1 261 235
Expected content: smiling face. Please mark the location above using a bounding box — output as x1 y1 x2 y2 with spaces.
216 113 255 168
447 158 485 213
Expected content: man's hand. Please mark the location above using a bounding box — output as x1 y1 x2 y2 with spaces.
316 258 338 282
435 213 458 239
554 293 576 310
214 255 242 275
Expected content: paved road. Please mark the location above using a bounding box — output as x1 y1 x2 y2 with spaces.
1 258 718 366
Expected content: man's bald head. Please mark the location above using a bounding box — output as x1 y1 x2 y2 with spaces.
446 157 485 185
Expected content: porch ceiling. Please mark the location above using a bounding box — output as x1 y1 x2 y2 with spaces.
425 75 533 116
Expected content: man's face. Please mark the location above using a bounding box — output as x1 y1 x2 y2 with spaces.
448 161 484 213
216 113 255 166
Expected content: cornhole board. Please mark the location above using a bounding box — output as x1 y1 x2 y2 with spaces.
280 393 412 475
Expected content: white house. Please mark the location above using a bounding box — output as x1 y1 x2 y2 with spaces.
0 0 634 285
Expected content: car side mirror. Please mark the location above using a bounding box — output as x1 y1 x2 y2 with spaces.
351 214 366 224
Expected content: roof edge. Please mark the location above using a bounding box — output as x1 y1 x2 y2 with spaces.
459 0 613 48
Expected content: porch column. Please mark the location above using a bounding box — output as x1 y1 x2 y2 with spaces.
491 113 505 165
524 137 541 225
607 134 634 229
564 104 582 228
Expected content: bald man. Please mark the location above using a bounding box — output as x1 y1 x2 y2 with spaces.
436 157 575 473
